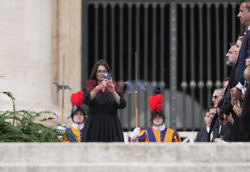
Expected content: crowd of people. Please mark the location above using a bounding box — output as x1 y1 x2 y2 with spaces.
59 0 250 143
195 0 250 143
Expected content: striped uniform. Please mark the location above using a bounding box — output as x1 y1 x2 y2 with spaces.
138 127 180 142
64 126 84 142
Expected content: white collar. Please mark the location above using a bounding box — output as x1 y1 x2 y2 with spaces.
153 123 166 131
72 122 84 130
206 126 210 133
248 25 250 31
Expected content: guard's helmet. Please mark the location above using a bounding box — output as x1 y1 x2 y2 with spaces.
148 93 165 124
70 91 87 121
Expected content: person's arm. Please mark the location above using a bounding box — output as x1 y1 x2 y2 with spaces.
194 132 200 142
241 84 250 122
212 126 220 141
172 131 181 142
89 80 107 101
221 123 232 142
105 80 120 104
106 80 126 108
131 128 141 142
90 84 102 101
111 91 121 105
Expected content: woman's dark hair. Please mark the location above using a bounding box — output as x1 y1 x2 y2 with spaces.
89 59 112 80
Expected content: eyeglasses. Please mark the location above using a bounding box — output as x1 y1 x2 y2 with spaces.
96 70 107 74
213 96 218 99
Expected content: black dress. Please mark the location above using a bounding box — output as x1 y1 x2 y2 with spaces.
82 89 126 142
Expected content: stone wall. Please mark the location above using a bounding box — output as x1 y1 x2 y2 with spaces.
0 0 82 127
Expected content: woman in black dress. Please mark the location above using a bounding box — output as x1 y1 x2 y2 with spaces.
82 59 126 142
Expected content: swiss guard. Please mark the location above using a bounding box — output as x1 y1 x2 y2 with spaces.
131 93 181 142
63 91 87 142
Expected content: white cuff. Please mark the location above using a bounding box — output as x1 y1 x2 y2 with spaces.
236 82 244 92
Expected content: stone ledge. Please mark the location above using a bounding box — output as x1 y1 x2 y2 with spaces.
1 143 250 172
1 163 250 172
1 143 250 163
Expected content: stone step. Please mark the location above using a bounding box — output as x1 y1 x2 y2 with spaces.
1 143 250 172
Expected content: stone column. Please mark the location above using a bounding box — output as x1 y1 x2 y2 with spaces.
0 0 55 110
56 0 82 125
0 0 82 127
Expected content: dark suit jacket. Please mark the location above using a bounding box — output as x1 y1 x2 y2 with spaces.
240 84 250 141
195 128 209 142
219 66 236 120
231 112 242 142
212 123 232 142
235 31 250 85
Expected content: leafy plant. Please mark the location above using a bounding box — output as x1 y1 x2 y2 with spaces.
0 91 60 142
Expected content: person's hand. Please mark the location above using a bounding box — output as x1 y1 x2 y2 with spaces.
214 138 221 143
233 100 242 117
221 115 228 126
131 127 141 141
106 80 115 92
225 115 234 125
57 124 66 132
231 98 237 106
233 105 242 117
57 124 66 141
96 80 107 91
230 87 241 100
246 58 250 66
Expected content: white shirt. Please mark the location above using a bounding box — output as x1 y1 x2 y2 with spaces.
219 125 222 135
206 126 210 133
72 122 84 130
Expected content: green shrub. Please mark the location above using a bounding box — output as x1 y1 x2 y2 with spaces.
0 91 60 142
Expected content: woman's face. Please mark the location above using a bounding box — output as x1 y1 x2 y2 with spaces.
96 65 107 82
73 111 84 124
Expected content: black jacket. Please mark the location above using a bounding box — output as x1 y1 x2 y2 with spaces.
195 128 210 142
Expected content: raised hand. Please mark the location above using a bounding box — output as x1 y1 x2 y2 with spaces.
106 80 115 92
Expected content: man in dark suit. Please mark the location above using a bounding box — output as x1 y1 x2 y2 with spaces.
231 0 250 100
195 111 213 142
219 39 243 125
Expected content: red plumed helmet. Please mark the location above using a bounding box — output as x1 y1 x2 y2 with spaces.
148 94 164 112
70 91 83 106
70 91 86 120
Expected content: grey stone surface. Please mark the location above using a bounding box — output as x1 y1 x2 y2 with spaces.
1 143 250 171
1 163 250 172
